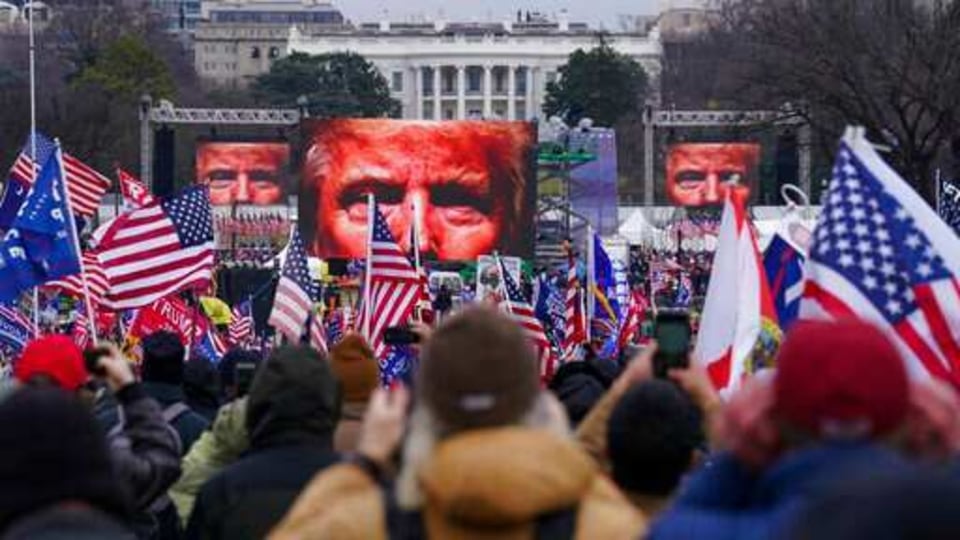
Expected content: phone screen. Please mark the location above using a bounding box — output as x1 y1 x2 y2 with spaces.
653 311 691 378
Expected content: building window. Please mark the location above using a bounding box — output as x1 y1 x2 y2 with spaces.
546 71 558 84
268 47 280 59
467 68 481 93
251 47 260 59
443 70 455 93
423 69 434 95
516 67 528 94
445 108 455 120
495 71 506 93
391 71 404 92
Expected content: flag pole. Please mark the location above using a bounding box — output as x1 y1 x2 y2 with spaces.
492 251 513 316
28 2 38 335
586 225 595 340
410 198 423 323
55 141 98 344
362 193 374 341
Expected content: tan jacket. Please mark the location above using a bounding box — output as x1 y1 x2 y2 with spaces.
270 427 646 540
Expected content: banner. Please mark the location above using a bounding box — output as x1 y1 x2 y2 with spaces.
128 296 207 345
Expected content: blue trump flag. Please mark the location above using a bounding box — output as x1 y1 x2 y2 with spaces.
0 133 56 230
763 233 805 330
0 145 81 303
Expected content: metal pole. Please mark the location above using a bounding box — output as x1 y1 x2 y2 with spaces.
362 193 374 341
643 105 655 206
55 141 98 344
798 122 812 199
139 95 153 190
28 1 39 334
586 225 595 340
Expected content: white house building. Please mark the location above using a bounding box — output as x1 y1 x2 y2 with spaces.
287 14 662 121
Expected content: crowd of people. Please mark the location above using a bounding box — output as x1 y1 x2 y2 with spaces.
2 306 960 539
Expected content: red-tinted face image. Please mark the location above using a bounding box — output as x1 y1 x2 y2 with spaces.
666 143 760 206
196 142 290 205
302 119 535 260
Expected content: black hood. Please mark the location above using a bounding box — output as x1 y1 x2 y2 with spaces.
246 346 342 450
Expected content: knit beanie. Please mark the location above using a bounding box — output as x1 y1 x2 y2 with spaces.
774 319 909 440
329 333 378 402
14 335 87 391
0 387 127 530
418 307 539 433
141 330 185 385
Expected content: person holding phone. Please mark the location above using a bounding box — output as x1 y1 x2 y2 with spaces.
13 336 183 538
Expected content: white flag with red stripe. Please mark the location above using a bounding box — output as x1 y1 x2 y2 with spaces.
695 191 778 394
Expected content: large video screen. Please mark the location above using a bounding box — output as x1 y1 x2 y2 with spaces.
300 119 537 260
666 143 760 207
195 141 291 206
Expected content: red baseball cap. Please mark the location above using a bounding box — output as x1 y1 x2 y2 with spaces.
774 319 908 439
14 336 88 391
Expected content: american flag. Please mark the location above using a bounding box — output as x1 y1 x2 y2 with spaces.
617 290 647 350
5 133 110 219
228 300 254 344
95 186 214 309
326 308 344 346
268 228 316 342
564 251 585 357
73 305 91 350
0 304 33 344
939 177 960 236
46 252 110 307
800 128 960 388
309 312 328 353
358 203 422 361
497 256 557 382
117 168 155 208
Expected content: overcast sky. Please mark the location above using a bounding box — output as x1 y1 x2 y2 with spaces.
335 0 669 30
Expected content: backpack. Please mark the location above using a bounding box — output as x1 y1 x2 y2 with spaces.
383 485 578 540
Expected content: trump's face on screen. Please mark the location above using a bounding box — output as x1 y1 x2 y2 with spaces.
301 119 534 260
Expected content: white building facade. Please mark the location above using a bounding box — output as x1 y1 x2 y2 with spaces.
288 19 661 121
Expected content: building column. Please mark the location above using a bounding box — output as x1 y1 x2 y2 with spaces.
414 65 424 120
507 64 517 121
456 65 466 120
432 64 442 120
526 66 536 120
482 64 493 119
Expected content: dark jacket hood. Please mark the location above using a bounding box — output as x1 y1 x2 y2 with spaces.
246 346 341 450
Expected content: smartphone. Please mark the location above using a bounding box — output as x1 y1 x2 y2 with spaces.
82 346 111 377
384 326 420 346
235 360 258 398
653 310 692 378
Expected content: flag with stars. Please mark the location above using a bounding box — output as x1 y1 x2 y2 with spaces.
0 145 82 303
95 185 214 309
800 127 960 388
497 256 558 382
939 177 960 237
357 202 422 361
268 228 317 342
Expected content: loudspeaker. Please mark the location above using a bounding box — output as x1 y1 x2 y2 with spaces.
153 126 175 197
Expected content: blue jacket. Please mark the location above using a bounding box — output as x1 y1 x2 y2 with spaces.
649 443 914 540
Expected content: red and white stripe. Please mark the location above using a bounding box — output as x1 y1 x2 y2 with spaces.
563 251 585 358
46 252 110 306
358 243 422 361
269 274 314 343
310 312 328 353
14 151 111 217
96 205 214 309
